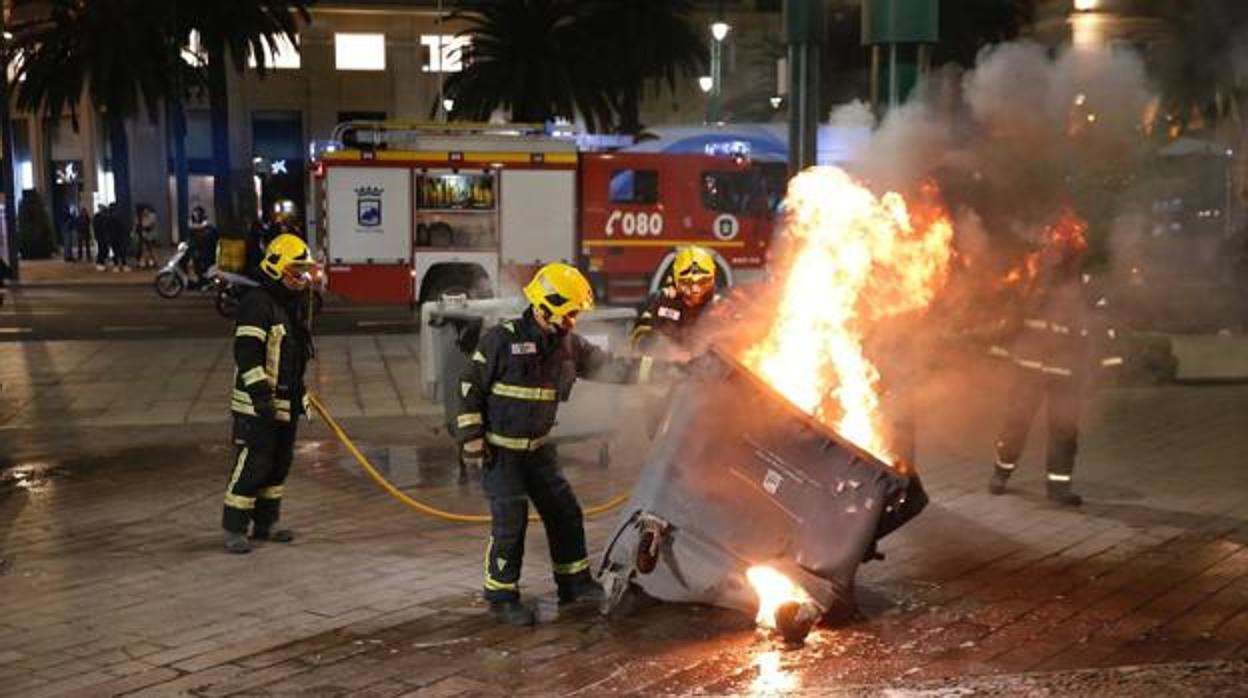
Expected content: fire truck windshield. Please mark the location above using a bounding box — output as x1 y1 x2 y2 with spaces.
700 164 787 216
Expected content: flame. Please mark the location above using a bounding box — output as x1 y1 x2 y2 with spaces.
740 167 954 463
746 565 812 629
998 210 1089 291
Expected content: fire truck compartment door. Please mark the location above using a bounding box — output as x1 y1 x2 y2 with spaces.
326 167 412 263
500 170 576 266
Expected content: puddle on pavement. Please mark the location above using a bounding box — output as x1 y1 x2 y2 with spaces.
305 441 463 488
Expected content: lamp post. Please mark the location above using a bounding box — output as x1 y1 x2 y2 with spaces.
708 21 730 124
442 98 454 121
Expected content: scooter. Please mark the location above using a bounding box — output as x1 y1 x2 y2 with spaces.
153 242 201 299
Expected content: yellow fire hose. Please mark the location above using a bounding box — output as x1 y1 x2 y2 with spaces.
306 393 630 524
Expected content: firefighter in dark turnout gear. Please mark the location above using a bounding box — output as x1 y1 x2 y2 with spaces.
987 228 1122 506
223 234 315 554
458 263 662 625
631 245 718 352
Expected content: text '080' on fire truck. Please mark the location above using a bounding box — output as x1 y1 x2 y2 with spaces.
311 122 787 306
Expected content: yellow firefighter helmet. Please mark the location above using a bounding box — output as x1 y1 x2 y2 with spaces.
524 262 595 324
673 245 716 283
672 246 716 305
259 233 313 282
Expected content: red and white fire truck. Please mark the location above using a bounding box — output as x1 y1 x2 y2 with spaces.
312 123 786 305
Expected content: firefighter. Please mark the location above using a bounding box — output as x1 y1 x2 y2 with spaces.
630 245 719 352
457 262 666 625
987 239 1122 506
222 233 316 554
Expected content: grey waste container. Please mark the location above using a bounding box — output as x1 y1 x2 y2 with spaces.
598 346 927 628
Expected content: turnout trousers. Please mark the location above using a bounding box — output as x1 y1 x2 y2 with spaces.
481 444 591 603
222 415 298 534
994 369 1081 482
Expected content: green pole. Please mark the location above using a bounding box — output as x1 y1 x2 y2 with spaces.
785 0 824 174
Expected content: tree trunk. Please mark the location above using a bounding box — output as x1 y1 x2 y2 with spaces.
208 42 233 234
166 98 189 243
107 112 132 232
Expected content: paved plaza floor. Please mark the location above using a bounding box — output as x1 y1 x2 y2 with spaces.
3 335 1248 696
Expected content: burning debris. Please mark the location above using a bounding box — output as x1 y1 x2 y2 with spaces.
599 167 950 643
598 348 927 644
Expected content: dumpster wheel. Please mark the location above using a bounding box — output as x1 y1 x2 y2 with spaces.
307 393 629 524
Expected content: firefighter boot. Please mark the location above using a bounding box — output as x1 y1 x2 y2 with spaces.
1047 481 1083 507
223 530 252 554
490 599 536 626
252 527 295 543
558 572 605 605
988 465 1013 495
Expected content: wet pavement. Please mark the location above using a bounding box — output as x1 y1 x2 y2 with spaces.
3 337 1248 695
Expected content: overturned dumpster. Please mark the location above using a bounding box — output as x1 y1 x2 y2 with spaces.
599 347 927 639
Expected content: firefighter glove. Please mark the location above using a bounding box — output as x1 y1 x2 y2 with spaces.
462 438 488 470
250 389 277 422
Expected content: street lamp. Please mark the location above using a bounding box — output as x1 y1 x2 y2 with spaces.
442 97 454 120
698 76 714 93
708 21 731 123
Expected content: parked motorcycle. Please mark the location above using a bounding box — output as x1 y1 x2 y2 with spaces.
153 242 200 299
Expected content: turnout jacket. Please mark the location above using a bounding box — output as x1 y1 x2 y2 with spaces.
991 275 1122 381
232 283 313 423
457 310 655 450
630 285 716 351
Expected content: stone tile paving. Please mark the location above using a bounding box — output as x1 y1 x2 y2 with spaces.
2 338 1248 694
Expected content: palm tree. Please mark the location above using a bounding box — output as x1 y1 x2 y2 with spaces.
15 0 182 233
581 0 705 134
933 0 1034 68
442 0 613 130
442 0 704 134
175 1 310 233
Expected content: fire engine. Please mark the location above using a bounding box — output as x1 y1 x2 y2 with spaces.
311 123 786 306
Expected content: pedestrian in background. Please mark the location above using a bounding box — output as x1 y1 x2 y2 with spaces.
62 208 77 262
107 203 129 272
93 204 111 270
74 208 91 262
135 204 158 269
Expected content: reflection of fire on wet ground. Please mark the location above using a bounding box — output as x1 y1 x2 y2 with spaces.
0 462 70 494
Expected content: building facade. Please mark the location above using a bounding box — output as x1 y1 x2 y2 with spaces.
6 0 784 248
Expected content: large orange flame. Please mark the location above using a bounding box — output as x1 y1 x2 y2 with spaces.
740 167 954 463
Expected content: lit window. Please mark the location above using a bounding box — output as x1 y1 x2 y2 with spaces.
421 34 470 73
335 33 386 71
249 33 301 70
